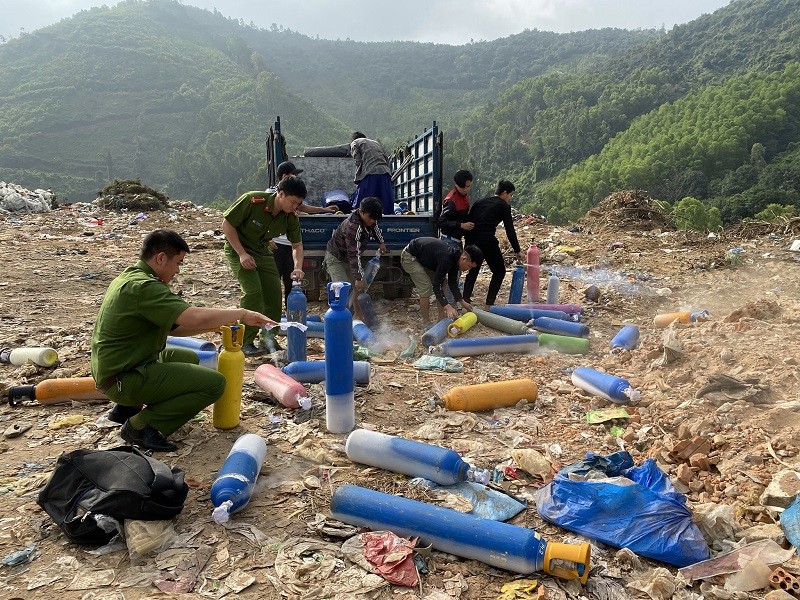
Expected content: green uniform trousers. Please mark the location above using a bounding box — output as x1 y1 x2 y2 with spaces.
105 347 226 436
224 246 282 346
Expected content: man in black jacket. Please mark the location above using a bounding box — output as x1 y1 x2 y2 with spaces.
401 237 482 326
463 180 524 308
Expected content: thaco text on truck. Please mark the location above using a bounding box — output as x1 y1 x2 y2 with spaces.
266 116 443 302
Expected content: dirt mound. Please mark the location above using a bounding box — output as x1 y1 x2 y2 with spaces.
95 179 170 211
580 189 673 232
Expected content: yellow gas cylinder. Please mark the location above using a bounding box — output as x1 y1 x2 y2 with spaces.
442 378 538 412
214 324 245 429
447 312 478 338
653 310 691 328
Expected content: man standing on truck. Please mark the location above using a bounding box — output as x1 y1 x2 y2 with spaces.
401 237 482 328
323 197 388 320
350 132 394 215
222 176 307 356
268 161 336 309
462 180 524 309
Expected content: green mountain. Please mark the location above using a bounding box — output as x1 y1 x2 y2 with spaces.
0 0 656 204
450 0 800 223
2 0 797 225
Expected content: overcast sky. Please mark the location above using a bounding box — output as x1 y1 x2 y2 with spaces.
2 0 731 44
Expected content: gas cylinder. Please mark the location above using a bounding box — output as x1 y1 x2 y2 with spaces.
254 363 312 409
512 303 584 315
546 275 560 304
362 253 382 292
210 433 268 524
571 366 640 404
213 324 245 429
610 324 640 352
7 377 108 407
490 305 570 322
530 316 590 338
537 333 590 354
345 429 488 484
441 378 538 412
165 335 217 352
526 242 540 302
0 347 58 367
432 334 538 357
653 309 710 328
282 360 371 385
508 264 525 304
472 308 533 336
352 319 378 349
447 312 478 337
324 282 354 433
356 293 378 328
421 317 453 347
286 280 308 363
331 484 590 582
305 320 325 338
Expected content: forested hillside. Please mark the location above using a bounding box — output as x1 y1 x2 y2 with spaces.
451 0 800 224
1 0 798 225
0 0 656 204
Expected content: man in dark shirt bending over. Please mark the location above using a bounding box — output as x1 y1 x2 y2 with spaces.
401 237 483 327
463 180 524 308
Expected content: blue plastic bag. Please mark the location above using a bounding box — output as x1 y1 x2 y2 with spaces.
534 451 710 567
780 495 800 553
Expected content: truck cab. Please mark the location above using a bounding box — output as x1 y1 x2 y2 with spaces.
266 117 443 302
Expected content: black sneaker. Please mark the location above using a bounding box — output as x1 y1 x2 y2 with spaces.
241 343 267 357
107 404 142 425
120 420 177 452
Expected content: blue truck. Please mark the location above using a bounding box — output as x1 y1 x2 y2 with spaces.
266 116 443 301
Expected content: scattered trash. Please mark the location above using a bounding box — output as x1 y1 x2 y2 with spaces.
1 545 39 567
413 354 463 372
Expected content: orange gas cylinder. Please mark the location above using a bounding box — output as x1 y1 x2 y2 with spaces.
442 378 538 412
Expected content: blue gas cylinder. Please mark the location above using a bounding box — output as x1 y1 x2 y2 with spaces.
282 360 371 384
331 484 590 581
325 282 354 433
508 264 526 304
432 334 539 357
357 292 378 328
531 316 590 338
352 319 378 349
610 324 640 352
210 433 267 524
362 254 381 292
421 317 453 347
346 429 487 484
489 305 571 322
571 366 641 404
286 280 307 363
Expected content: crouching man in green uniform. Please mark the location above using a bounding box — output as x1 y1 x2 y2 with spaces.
91 229 275 452
222 175 306 356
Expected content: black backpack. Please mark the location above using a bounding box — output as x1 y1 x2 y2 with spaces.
37 445 189 545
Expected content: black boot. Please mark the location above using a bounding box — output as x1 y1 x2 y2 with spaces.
120 420 177 452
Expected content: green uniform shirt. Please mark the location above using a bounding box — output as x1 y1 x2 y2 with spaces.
90 260 191 385
223 191 301 259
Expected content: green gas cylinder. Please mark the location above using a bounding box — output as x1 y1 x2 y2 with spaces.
214 324 245 429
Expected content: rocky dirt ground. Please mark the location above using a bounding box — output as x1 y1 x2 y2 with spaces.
1 189 800 600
